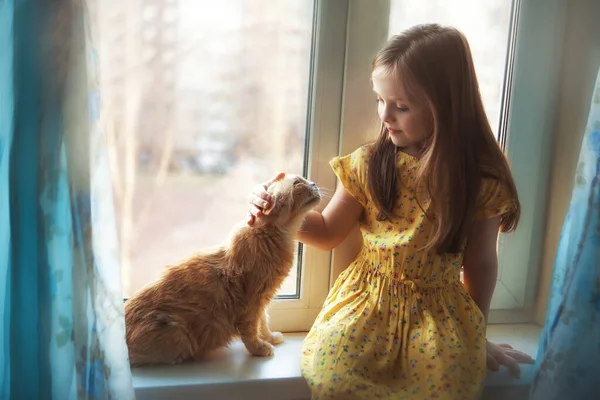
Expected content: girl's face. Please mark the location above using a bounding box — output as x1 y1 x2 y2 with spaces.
372 67 433 157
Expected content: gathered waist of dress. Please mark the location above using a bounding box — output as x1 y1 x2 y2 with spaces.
352 255 461 291
390 277 459 291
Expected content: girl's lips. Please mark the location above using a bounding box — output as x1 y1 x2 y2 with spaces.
388 128 400 135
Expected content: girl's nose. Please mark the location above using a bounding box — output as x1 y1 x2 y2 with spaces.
380 106 394 123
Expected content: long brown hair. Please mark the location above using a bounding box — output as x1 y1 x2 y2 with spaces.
367 24 520 254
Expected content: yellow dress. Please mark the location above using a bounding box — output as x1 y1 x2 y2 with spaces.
300 145 517 400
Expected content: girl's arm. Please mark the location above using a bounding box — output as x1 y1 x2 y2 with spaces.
462 216 501 324
463 216 535 377
247 176 364 251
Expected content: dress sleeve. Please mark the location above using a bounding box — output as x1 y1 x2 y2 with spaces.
329 144 372 209
474 178 518 221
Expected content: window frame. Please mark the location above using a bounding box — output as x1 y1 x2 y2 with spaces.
487 0 567 323
267 0 349 333
108 0 568 332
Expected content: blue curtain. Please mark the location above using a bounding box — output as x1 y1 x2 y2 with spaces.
530 67 600 399
0 1 135 398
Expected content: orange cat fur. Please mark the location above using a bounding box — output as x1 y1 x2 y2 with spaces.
124 173 320 366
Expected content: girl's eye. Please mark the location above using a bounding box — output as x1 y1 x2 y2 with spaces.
397 106 409 112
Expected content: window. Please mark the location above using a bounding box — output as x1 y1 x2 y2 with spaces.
98 0 558 331
97 0 347 332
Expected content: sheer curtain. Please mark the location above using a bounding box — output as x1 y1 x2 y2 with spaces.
530 66 600 399
0 1 135 398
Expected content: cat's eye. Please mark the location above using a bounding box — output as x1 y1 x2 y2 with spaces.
293 179 302 186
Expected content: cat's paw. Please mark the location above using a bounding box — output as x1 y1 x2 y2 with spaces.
248 340 275 357
266 331 284 345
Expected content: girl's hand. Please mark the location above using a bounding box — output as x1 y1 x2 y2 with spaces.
486 340 535 379
246 172 285 226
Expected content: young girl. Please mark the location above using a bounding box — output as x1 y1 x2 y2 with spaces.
247 24 533 399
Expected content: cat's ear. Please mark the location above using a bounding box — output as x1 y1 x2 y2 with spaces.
272 171 285 182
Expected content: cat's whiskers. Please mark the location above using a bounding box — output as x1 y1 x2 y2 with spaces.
313 185 334 200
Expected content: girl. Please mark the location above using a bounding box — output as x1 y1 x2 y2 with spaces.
247 24 533 399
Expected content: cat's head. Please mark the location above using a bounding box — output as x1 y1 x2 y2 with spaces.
262 173 321 226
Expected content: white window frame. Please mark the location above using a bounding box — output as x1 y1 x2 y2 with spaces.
268 0 349 333
489 0 568 322
335 0 568 325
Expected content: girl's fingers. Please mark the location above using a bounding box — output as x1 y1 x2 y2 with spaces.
249 203 263 217
251 196 269 209
246 212 255 226
505 350 535 364
487 354 500 371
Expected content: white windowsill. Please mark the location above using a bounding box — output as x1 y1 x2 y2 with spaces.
132 323 542 400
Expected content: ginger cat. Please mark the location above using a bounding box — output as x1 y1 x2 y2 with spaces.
124 173 320 366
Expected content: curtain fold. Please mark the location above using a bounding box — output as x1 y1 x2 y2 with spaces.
530 66 600 399
0 0 135 398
